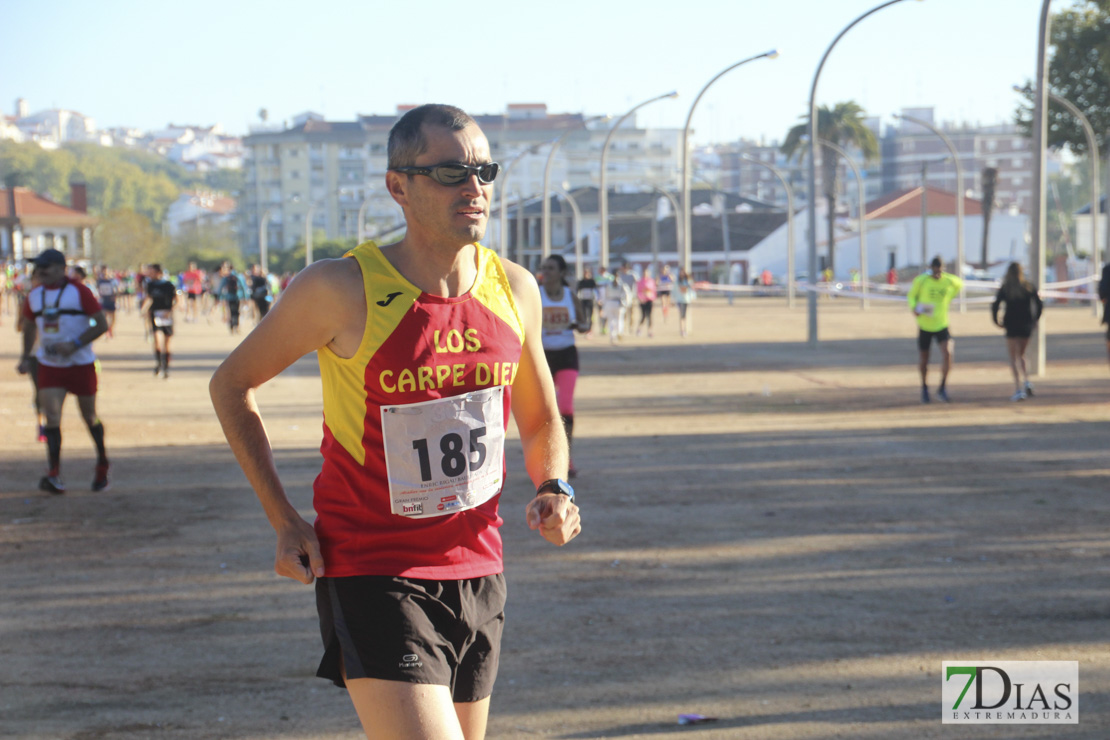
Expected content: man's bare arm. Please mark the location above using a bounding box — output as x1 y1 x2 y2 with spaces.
504 260 581 546
210 258 364 583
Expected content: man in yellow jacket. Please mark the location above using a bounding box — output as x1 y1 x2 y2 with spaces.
908 256 963 403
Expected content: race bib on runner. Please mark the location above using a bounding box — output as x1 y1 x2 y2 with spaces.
153 310 173 327
380 386 505 519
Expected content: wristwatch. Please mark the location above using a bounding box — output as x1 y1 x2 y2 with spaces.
536 478 575 502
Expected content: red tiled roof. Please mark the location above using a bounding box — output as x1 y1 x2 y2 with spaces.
0 188 99 226
865 185 983 220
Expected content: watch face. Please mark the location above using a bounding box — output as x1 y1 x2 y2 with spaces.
540 479 574 499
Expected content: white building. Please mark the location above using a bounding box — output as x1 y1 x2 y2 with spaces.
15 106 105 148
165 191 237 237
745 186 1028 282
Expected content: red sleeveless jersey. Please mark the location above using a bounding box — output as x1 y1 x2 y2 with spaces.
313 242 525 579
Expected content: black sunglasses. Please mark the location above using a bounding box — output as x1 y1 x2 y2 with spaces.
392 161 500 186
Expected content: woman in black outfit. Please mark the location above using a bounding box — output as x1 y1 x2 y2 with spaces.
991 262 1043 401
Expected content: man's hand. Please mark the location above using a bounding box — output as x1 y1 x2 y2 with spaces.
17 357 30 375
273 515 326 584
526 493 581 546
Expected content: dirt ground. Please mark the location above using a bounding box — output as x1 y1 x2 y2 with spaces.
1 293 1108 739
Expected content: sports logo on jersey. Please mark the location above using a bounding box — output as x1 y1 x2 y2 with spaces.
377 291 403 307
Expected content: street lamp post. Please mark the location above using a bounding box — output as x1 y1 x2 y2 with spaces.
1016 84 1101 316
806 0 922 346
304 203 317 267
682 51 778 274
542 115 610 258
1029 0 1053 377
555 186 584 279
819 139 869 309
357 190 375 244
258 208 273 273
895 112 966 312
741 155 796 307
600 91 678 269
497 143 544 260
651 186 682 280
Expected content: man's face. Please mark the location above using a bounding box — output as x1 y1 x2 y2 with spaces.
34 263 65 285
391 123 493 247
931 262 943 278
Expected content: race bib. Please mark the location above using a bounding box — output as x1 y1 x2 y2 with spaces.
41 306 61 334
542 305 571 333
380 386 505 519
153 310 173 327
916 303 935 317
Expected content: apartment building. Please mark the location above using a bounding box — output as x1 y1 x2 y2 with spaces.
880 108 1048 216
241 105 682 252
714 108 1057 221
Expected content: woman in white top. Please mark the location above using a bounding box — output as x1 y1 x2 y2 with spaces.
540 255 586 477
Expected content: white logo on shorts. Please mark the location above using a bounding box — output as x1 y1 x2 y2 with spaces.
399 653 423 669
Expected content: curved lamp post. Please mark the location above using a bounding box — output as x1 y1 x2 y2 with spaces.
600 91 678 269
650 186 683 280
554 186 584 279
258 208 273 273
682 50 779 273
806 0 923 345
742 155 796 307
542 115 610 258
1028 0 1053 376
1016 83 1101 317
894 112 966 312
304 202 317 267
819 139 869 309
497 143 544 260
357 190 375 244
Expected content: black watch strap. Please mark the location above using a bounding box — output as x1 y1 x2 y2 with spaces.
536 478 574 501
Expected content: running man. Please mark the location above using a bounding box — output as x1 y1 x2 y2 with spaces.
907 255 963 403
95 265 119 338
183 261 205 322
17 249 110 493
142 264 178 378
248 263 272 322
210 104 580 740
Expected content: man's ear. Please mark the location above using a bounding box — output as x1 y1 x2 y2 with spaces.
385 170 409 209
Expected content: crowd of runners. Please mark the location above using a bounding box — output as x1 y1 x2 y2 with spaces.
5 253 295 494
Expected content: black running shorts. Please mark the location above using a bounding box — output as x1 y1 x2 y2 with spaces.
917 327 952 352
315 574 506 703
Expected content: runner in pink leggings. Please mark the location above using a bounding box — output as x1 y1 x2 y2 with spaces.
540 255 587 477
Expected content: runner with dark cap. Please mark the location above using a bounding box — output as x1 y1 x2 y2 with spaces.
17 249 111 492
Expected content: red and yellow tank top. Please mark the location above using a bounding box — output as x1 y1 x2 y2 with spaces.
313 241 525 579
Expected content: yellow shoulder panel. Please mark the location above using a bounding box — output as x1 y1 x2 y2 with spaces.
317 242 421 465
472 244 525 346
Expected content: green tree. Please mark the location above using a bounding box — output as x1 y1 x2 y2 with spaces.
780 101 879 275
1015 1 1110 155
168 222 242 273
94 209 168 268
271 236 360 274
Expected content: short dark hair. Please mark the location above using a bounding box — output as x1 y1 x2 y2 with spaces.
388 104 477 169
151 263 163 274
930 256 943 268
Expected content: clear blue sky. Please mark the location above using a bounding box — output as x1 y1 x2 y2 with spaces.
1 0 1056 146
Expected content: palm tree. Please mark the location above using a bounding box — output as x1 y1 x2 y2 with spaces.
781 101 879 277
979 167 997 268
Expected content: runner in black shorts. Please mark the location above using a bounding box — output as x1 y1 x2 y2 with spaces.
917 327 951 352
142 265 177 379
316 575 505 700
